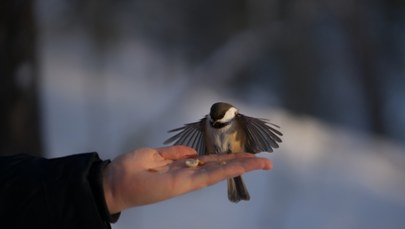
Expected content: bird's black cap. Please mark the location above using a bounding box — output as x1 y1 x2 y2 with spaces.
210 102 234 121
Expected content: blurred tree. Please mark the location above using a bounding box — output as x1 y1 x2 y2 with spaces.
0 0 42 156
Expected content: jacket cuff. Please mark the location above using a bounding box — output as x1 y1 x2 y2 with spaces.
88 159 121 223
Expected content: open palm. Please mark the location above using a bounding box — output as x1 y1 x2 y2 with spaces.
103 146 272 213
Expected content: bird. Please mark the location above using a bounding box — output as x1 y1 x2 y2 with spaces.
164 102 282 203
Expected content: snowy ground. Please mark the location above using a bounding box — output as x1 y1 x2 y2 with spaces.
39 35 405 229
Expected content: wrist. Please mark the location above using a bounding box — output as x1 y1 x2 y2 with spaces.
102 163 121 215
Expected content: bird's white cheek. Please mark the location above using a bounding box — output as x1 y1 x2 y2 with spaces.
219 107 238 123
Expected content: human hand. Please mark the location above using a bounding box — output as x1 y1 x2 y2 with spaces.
102 146 272 214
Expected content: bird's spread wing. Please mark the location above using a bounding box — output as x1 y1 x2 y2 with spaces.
163 118 206 155
236 114 283 153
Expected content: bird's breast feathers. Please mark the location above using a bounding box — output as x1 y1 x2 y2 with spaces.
205 119 245 154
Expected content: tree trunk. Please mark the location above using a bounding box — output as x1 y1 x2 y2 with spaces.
0 0 43 156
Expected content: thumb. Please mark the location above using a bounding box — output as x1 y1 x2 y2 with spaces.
156 145 198 160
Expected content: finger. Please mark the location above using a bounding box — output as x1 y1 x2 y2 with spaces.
157 145 198 160
169 153 255 170
197 152 255 163
191 157 272 189
206 157 272 174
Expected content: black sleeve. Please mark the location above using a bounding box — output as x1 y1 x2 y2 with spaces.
0 153 120 229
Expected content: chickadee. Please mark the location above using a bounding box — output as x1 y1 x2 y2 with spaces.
164 102 282 203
